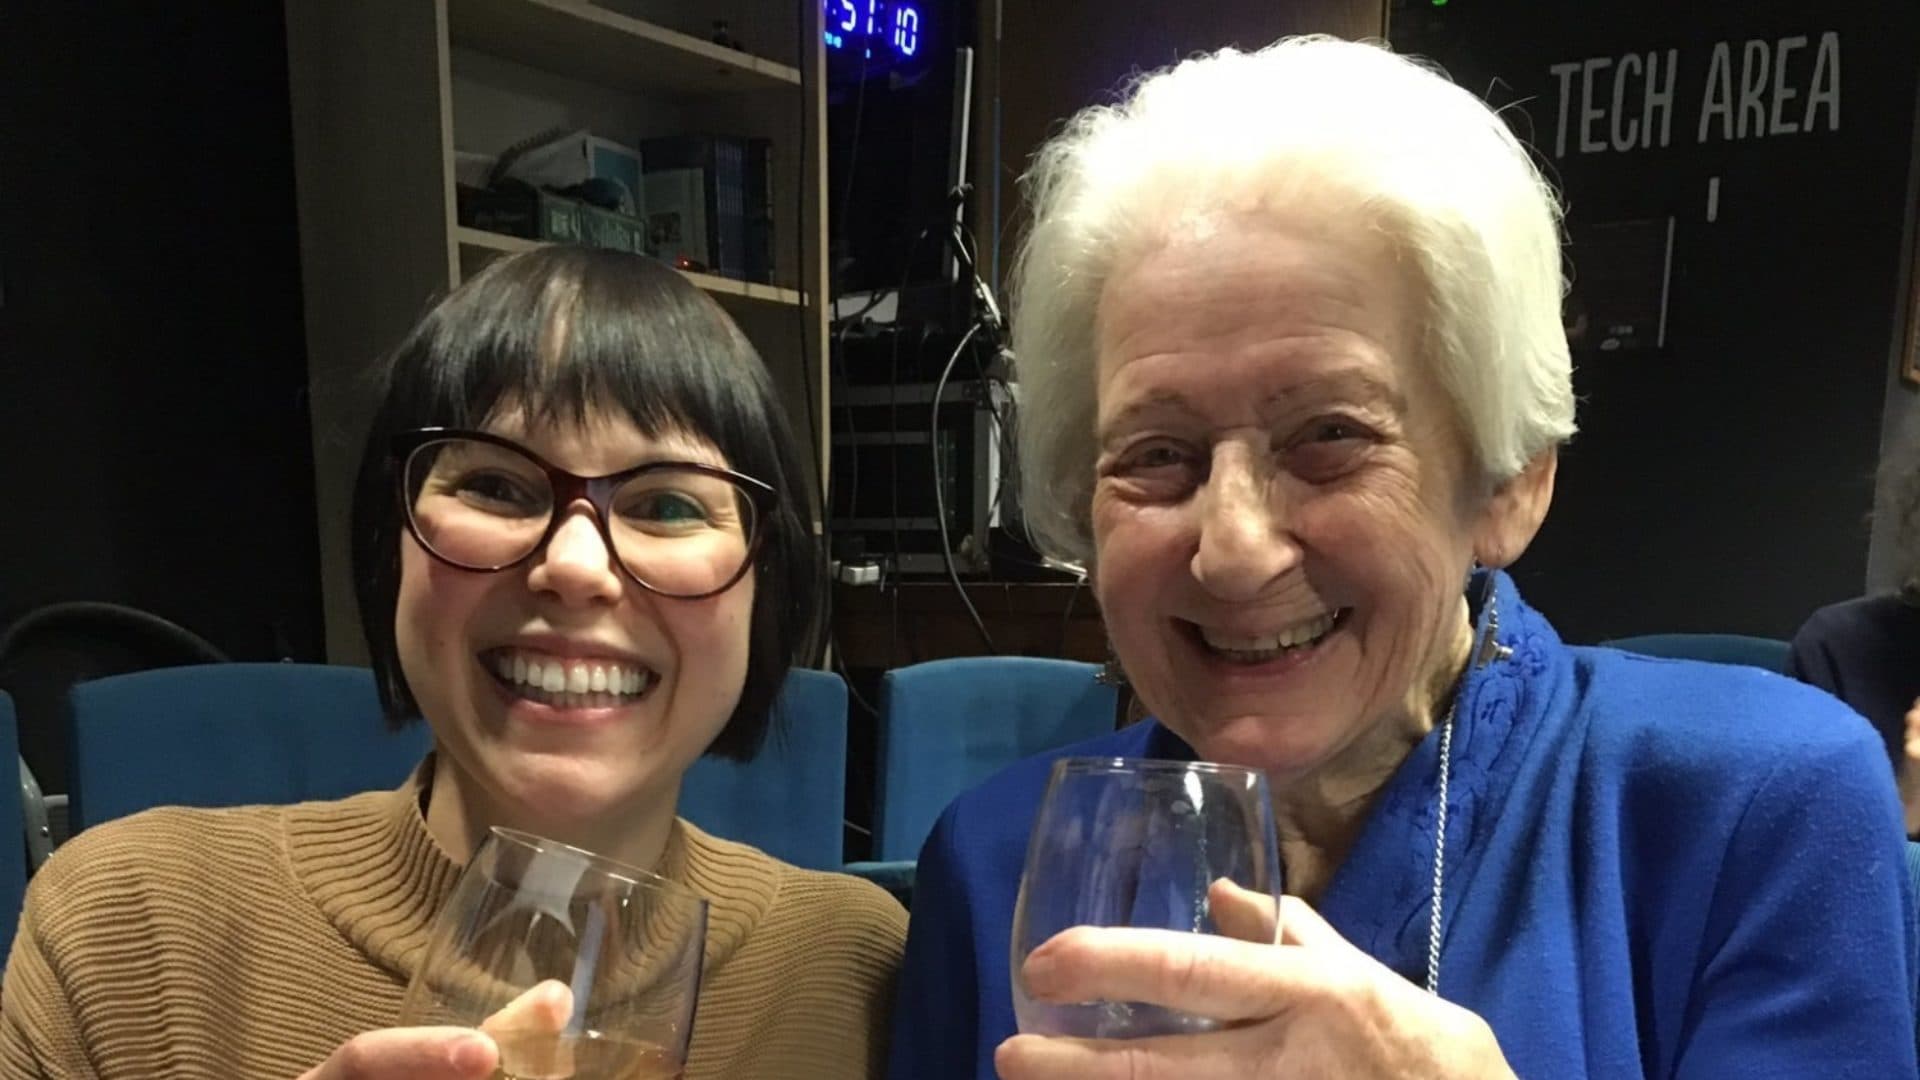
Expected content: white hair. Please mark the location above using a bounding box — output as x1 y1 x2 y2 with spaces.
1012 36 1576 562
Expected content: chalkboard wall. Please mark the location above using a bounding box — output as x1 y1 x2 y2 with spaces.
1392 0 1920 641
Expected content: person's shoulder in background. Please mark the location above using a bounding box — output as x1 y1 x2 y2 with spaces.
1786 592 1920 763
1788 592 1920 687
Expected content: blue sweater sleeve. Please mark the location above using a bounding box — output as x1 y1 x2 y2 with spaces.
1674 728 1917 1078
887 808 987 1080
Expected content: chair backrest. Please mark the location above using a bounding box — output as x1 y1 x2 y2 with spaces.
677 668 848 871
0 602 229 799
872 657 1117 862
0 692 24 962
1907 841 1920 1031
1602 633 1791 675
67 663 430 831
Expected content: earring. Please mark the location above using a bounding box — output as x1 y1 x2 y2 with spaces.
1095 651 1129 687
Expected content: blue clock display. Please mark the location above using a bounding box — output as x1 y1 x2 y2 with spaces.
824 0 925 60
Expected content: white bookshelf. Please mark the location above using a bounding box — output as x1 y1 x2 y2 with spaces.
453 225 807 306
449 0 803 94
286 0 829 663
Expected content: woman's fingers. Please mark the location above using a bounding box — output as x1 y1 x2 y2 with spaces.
297 1028 497 1080
1022 925 1316 1022
1207 879 1278 944
1209 883 1353 956
995 1027 1265 1080
479 979 575 1038
479 980 577 1078
1275 895 1352 951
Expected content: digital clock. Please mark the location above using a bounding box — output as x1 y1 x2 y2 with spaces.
823 0 925 61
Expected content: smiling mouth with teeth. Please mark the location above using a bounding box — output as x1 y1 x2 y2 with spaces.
1194 609 1350 664
483 647 658 710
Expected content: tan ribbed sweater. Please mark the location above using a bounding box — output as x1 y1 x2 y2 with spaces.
0 770 907 1079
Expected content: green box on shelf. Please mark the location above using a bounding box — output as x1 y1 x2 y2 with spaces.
536 195 583 243
458 184 649 256
576 203 648 256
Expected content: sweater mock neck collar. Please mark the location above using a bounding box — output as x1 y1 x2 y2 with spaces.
285 758 773 989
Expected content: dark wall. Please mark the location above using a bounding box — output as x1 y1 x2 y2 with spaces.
990 0 1384 284
0 3 323 659
1391 0 1920 641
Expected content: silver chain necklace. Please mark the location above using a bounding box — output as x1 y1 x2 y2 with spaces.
1424 687 1458 996
1426 590 1506 996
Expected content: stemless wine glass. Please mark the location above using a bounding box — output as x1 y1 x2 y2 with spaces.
1010 757 1283 1039
400 828 708 1080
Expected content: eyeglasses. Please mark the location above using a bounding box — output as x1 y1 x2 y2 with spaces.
393 428 774 599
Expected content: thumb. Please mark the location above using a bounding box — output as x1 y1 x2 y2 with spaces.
297 1028 497 1080
481 979 575 1039
1207 878 1279 944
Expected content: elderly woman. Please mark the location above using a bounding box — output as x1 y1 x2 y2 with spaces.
889 37 1914 1078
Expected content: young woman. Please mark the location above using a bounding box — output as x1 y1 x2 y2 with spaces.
3 246 906 1079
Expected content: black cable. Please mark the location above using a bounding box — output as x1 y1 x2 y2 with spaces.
826 621 880 842
1058 570 1086 657
794 12 821 462
931 320 997 653
946 215 1042 561
882 230 934 669
829 633 882 719
970 352 1027 550
886 319 906 668
834 286 892 324
831 318 862 523
795 6 827 666
854 218 966 665
835 32 872 294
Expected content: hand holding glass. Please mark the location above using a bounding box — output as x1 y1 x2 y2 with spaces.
399 828 708 1079
1010 757 1283 1039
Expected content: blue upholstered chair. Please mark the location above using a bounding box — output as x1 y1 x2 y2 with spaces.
0 691 25 962
846 657 1119 901
1602 633 1791 675
66 664 431 832
1907 842 1920 1045
68 663 849 870
677 668 849 871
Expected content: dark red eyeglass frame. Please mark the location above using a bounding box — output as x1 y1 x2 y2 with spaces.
391 427 777 600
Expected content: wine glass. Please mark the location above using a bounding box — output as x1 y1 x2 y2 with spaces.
400 827 708 1079
1010 757 1283 1039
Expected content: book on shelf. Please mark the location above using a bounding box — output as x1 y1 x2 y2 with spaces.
641 135 774 284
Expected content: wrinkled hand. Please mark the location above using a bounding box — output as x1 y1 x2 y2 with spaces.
1902 698 1920 837
996 881 1515 1080
298 980 573 1080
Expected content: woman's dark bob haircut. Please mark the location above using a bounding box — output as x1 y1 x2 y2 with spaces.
350 245 822 760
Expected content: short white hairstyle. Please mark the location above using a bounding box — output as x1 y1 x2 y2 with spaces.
1012 36 1576 563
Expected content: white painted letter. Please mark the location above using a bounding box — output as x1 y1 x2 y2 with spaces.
1738 39 1770 139
1807 31 1842 132
1550 60 1582 158
1612 52 1643 152
1699 42 1734 143
1582 56 1613 154
1647 49 1678 148
1770 35 1806 135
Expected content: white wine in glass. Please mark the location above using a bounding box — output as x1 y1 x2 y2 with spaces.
1010 757 1283 1039
400 828 708 1079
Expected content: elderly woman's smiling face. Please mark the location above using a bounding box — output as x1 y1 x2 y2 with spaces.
1091 212 1517 781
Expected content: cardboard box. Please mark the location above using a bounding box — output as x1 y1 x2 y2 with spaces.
507 130 645 217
